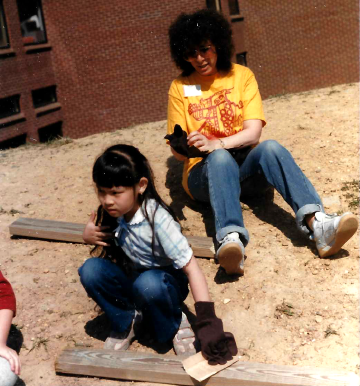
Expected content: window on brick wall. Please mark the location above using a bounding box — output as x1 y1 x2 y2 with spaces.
0 134 27 150
206 0 221 11
32 85 57 108
0 1 10 49
236 52 247 67
16 0 47 45
228 0 240 15
0 95 21 119
38 121 63 142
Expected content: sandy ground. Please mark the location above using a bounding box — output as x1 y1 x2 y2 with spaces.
0 82 359 385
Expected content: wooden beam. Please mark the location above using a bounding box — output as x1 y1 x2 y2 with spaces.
9 217 85 244
186 235 215 258
55 349 358 386
9 217 215 258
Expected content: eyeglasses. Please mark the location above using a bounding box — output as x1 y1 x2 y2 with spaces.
184 45 215 60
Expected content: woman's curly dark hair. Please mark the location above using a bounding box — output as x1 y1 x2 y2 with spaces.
169 9 234 76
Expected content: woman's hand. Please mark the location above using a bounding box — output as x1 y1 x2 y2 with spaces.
187 120 263 153
0 344 20 375
187 131 220 154
82 211 113 246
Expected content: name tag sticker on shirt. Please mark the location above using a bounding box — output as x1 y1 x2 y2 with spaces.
183 85 202 97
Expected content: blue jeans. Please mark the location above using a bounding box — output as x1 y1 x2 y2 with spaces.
78 257 189 342
188 140 323 247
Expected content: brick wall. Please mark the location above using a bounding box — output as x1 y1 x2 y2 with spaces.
239 0 359 98
0 0 358 143
44 0 205 139
0 0 62 144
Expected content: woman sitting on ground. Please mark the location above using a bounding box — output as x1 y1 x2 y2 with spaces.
166 9 358 275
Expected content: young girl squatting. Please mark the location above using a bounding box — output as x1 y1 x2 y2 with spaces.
79 144 237 364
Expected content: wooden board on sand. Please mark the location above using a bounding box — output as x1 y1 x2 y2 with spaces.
55 348 358 386
9 217 215 258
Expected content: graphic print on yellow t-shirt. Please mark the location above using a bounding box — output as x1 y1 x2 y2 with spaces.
167 64 266 198
188 88 244 138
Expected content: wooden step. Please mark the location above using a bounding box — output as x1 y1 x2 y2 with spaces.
55 348 358 386
9 217 215 258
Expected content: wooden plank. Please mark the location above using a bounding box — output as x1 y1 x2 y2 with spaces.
187 235 215 258
9 217 85 244
55 348 358 386
9 217 215 258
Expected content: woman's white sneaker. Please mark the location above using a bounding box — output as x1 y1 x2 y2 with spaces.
216 232 245 275
312 212 358 257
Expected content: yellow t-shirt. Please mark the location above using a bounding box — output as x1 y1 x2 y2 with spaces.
167 63 266 197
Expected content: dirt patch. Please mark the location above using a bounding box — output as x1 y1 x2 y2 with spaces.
0 82 358 385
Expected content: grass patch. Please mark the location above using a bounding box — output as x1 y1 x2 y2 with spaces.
40 136 73 148
275 300 295 318
327 89 340 96
267 92 290 101
341 180 359 209
341 180 359 191
324 326 339 338
0 207 24 215
28 337 49 354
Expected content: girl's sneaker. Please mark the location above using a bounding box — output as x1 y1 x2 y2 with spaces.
173 312 196 357
312 212 358 257
216 232 245 275
104 311 142 351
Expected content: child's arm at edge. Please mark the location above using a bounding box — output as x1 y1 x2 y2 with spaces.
0 272 21 375
0 309 21 375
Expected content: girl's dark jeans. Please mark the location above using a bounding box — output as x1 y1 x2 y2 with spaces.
78 257 189 343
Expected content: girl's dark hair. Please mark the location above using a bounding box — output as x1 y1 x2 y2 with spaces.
91 144 178 274
169 9 234 77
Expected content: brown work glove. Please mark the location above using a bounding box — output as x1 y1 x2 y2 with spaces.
164 124 205 158
194 301 238 365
